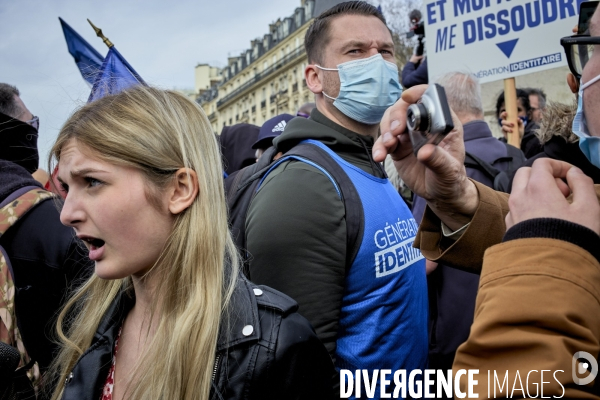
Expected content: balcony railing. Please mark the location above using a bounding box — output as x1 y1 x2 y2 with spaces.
292 82 298 92
266 89 290 107
217 46 306 108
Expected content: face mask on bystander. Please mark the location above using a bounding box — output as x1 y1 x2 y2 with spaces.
317 54 402 125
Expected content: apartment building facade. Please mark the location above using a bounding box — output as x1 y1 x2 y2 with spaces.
197 0 346 133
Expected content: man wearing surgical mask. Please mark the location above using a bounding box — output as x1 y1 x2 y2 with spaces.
245 1 428 388
371 3 600 397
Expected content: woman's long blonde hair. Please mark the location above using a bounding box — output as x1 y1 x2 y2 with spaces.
47 86 239 399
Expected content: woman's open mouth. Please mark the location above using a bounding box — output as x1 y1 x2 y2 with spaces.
80 236 106 261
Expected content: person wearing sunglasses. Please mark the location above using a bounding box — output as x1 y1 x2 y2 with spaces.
0 83 38 130
0 83 40 174
0 83 47 187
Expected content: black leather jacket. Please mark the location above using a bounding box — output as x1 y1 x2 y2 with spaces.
61 276 334 400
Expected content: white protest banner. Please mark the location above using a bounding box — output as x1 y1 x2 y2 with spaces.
424 0 583 83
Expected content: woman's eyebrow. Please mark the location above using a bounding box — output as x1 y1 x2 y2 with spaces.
70 168 107 177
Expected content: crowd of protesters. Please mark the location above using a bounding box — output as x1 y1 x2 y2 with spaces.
1 1 600 399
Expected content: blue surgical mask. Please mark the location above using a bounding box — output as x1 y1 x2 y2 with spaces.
572 72 600 168
316 54 402 125
497 115 528 127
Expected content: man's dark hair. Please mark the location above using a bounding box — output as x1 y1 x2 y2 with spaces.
0 83 22 118
495 89 531 118
522 87 547 109
304 1 388 64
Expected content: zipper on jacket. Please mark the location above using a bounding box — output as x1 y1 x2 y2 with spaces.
211 354 221 382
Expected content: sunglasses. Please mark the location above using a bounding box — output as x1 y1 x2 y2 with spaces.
560 34 600 79
26 115 39 131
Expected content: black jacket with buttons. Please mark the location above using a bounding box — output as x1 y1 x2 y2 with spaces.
60 276 334 400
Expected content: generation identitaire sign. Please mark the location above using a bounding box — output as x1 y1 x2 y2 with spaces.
424 0 583 83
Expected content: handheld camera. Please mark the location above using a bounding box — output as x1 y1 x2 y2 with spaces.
407 84 454 155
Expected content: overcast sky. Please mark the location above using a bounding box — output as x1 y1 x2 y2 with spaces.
0 0 305 166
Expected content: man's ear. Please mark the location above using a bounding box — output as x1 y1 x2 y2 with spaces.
168 168 199 215
305 64 323 95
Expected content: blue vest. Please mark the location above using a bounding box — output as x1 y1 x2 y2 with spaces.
259 140 428 395
299 141 428 375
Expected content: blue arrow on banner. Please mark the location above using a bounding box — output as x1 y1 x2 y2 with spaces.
496 39 519 58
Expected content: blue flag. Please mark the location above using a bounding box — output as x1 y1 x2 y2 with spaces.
59 18 104 85
88 46 145 102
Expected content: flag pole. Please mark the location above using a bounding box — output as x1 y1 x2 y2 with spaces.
87 19 114 48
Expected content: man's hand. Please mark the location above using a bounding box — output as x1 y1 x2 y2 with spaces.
409 54 424 64
374 85 479 230
506 158 600 235
426 260 438 275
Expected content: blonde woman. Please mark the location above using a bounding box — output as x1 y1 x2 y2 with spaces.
47 86 333 400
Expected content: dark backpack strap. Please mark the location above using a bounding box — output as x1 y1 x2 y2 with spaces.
225 147 280 273
0 188 54 238
464 152 500 181
486 144 527 172
224 147 278 197
503 142 527 171
225 142 364 273
464 152 511 193
0 188 54 394
492 144 527 193
280 143 365 270
0 186 41 209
